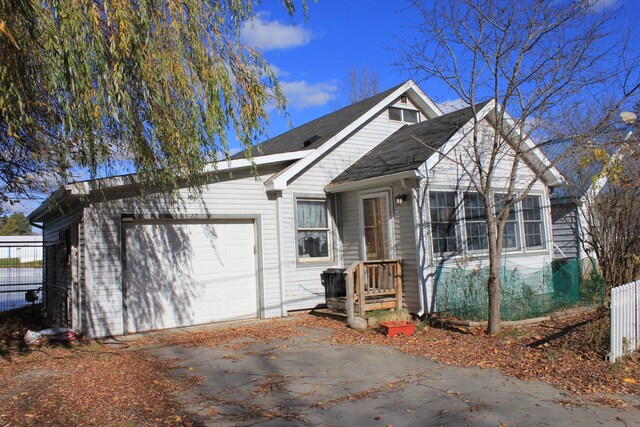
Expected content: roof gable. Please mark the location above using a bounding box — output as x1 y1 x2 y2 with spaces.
330 103 486 185
330 100 565 189
263 80 443 191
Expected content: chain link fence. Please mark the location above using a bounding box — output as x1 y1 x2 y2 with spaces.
0 240 43 312
434 257 604 321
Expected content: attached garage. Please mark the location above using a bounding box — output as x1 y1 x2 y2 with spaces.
122 219 258 333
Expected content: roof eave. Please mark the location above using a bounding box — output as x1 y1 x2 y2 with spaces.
29 151 308 221
325 170 420 193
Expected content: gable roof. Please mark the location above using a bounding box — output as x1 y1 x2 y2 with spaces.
263 80 443 191
232 82 407 159
330 102 490 185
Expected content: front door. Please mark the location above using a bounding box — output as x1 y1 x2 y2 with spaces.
361 193 392 260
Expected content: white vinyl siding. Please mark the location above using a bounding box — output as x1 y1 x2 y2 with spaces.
550 201 579 259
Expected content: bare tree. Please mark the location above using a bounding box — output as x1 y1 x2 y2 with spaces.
345 67 380 103
578 139 640 298
397 0 640 334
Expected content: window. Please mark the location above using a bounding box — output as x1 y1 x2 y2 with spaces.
296 199 331 261
362 194 390 260
494 195 519 250
464 193 488 251
522 195 545 249
388 107 420 124
429 192 458 253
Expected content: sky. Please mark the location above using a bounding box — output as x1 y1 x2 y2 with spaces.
239 0 640 142
11 0 640 216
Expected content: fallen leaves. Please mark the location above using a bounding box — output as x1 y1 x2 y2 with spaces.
0 313 199 427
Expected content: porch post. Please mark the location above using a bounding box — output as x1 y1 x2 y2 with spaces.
346 270 354 324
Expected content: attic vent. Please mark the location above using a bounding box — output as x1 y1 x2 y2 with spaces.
303 134 321 147
400 95 408 104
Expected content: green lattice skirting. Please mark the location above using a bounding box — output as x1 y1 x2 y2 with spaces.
433 258 604 321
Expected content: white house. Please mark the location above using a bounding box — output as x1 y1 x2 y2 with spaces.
546 131 637 262
29 80 563 338
0 235 43 263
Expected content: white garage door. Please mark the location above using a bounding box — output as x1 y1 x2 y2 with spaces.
123 219 258 333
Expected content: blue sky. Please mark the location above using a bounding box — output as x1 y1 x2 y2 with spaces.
241 0 640 142
12 0 640 216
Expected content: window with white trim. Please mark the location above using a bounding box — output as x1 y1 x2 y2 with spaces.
388 107 420 124
464 193 488 251
495 195 520 250
522 195 545 249
429 191 458 253
296 199 331 262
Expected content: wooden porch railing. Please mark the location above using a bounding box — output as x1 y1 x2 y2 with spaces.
344 259 402 323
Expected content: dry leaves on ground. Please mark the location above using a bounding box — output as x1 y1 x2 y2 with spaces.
137 318 310 349
0 312 198 426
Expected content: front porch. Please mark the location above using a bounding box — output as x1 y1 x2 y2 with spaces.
324 259 404 320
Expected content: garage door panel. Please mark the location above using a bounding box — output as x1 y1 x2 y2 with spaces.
124 220 257 333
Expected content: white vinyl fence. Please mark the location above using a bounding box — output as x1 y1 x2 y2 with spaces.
609 280 640 362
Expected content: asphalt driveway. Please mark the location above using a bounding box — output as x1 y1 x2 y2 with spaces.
140 319 640 426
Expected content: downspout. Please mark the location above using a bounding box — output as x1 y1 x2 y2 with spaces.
402 177 426 317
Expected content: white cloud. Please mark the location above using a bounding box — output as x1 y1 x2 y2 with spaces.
241 12 312 51
437 98 469 113
269 64 289 78
280 80 339 110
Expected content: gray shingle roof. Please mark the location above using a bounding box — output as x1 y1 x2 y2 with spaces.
231 82 406 159
330 102 489 185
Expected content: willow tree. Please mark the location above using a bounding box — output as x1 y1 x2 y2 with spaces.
0 0 304 206
398 0 639 334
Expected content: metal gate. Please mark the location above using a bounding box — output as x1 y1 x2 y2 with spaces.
0 239 44 312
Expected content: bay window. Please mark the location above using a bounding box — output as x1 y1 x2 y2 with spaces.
429 190 546 256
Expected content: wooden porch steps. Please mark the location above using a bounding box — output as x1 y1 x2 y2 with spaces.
311 308 348 318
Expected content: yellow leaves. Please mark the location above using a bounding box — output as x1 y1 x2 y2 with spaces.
623 378 636 384
0 20 19 49
187 366 193 371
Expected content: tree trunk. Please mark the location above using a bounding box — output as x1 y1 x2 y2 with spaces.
487 218 504 335
487 255 501 335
